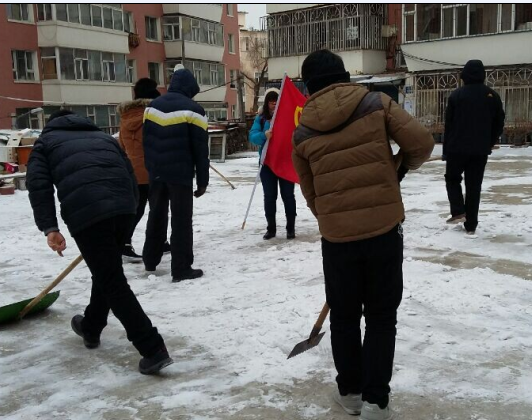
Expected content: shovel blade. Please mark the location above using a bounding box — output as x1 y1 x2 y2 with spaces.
287 331 326 359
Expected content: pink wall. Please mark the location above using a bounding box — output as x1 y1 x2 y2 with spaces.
221 4 240 119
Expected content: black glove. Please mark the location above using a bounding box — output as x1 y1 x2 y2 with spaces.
397 165 409 183
194 186 207 198
442 154 447 161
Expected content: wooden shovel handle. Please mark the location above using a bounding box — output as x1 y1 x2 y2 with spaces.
210 164 236 190
309 302 330 339
19 254 84 319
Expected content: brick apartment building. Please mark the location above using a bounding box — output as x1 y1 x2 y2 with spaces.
0 3 240 132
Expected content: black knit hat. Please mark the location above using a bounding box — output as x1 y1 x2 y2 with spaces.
302 49 350 95
133 78 160 100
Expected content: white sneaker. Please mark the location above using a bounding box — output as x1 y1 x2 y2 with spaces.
361 402 394 420
333 390 362 415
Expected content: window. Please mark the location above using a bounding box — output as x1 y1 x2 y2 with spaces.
254 71 267 82
146 17 159 40
231 104 237 119
37 4 52 21
74 49 89 80
226 4 233 17
7 4 30 21
191 19 200 42
103 52 115 82
404 5 415 42
124 12 133 33
469 4 498 35
501 4 513 32
56 4 67 21
228 33 235 53
113 9 123 31
86 106 96 124
41 47 57 80
109 107 117 128
91 5 102 27
417 4 441 41
456 5 468 36
68 4 80 24
88 50 102 80
103 7 113 29
59 48 75 79
148 62 160 85
442 6 454 38
241 36 249 52
229 69 237 88
80 4 91 25
208 23 216 44
114 54 127 82
163 16 180 40
516 4 532 30
127 60 135 83
210 64 219 86
12 50 35 81
193 62 202 84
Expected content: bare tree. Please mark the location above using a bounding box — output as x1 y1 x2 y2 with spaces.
241 35 268 114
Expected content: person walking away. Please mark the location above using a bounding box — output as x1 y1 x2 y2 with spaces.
249 88 297 240
117 78 170 261
142 64 209 282
292 50 434 419
443 59 505 234
27 110 173 375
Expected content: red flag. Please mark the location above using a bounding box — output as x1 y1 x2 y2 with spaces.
263 75 306 184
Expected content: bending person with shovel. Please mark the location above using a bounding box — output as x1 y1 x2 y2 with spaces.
27 110 173 375
292 50 434 419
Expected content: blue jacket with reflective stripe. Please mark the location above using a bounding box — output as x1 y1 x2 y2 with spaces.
143 68 210 188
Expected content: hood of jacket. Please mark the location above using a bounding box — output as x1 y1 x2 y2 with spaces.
168 68 200 98
117 99 151 132
42 114 100 135
299 83 369 132
461 60 486 85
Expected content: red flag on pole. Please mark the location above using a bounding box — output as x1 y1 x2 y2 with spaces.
263 75 306 184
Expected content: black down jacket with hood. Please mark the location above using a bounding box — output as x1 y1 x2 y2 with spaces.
444 59 505 156
27 114 138 236
142 67 209 188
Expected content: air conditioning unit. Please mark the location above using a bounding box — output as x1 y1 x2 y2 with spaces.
382 25 398 38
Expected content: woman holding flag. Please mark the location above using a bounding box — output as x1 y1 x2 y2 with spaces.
249 88 297 240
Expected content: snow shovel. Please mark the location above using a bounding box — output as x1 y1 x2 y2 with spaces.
288 302 330 359
0 254 84 325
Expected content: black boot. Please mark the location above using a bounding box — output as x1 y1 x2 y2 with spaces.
286 215 296 239
263 216 276 240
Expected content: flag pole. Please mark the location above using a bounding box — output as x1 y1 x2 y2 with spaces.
242 73 288 230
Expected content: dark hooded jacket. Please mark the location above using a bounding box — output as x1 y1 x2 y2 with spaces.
143 69 209 188
27 114 138 236
444 60 505 156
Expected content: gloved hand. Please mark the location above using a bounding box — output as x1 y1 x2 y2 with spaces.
442 154 447 161
194 186 207 198
397 165 409 183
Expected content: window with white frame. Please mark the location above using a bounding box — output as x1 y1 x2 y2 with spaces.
231 104 237 119
501 4 513 32
103 52 116 82
7 4 30 21
68 3 80 23
74 49 89 80
163 16 180 40
228 33 235 53
37 4 52 21
80 4 91 25
210 64 219 86
40 47 57 80
469 4 498 35
193 61 202 84
226 4 233 17
127 60 135 84
91 4 102 27
403 4 416 42
148 62 161 85
109 107 117 127
12 50 35 81
86 106 96 123
515 4 532 30
229 69 237 88
191 19 200 42
416 4 441 41
103 7 113 29
208 23 217 44
124 11 133 33
146 17 159 40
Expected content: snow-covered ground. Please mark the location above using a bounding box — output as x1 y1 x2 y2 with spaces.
1 144 532 419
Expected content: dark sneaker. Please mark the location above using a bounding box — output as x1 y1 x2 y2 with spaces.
263 230 276 240
122 244 142 263
139 347 174 375
287 230 296 240
446 213 466 224
163 241 171 254
145 265 156 272
333 391 362 415
172 268 204 282
71 315 100 349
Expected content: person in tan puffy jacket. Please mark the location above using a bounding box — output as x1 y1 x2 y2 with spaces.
117 78 169 261
293 50 434 420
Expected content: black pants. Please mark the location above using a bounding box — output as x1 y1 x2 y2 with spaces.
124 183 149 245
260 164 296 219
445 154 488 232
322 225 403 409
143 180 193 276
73 215 164 358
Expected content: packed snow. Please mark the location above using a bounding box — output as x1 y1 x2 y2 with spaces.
1 144 531 419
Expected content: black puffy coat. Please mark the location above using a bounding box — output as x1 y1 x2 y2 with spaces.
27 114 138 236
444 60 505 156
143 68 209 188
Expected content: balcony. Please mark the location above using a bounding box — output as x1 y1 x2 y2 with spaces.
162 4 222 23
164 41 224 62
42 80 132 105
